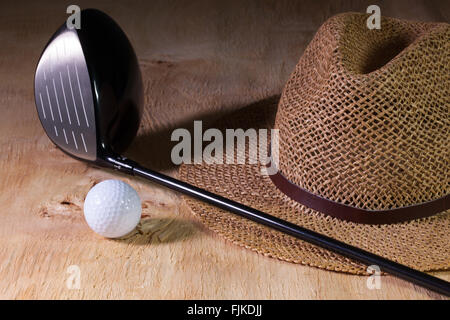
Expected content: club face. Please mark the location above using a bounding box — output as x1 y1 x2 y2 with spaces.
34 9 143 163
35 27 98 161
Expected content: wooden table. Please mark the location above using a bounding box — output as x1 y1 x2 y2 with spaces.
0 0 448 299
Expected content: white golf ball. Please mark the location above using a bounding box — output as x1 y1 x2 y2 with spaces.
83 179 142 238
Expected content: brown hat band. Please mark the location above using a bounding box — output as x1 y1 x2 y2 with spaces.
269 168 449 225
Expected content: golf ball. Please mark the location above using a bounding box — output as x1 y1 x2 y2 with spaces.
83 179 142 238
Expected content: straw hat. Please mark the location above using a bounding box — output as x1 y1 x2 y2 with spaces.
179 13 449 274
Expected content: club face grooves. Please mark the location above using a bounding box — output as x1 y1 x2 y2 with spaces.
34 9 143 163
34 27 97 161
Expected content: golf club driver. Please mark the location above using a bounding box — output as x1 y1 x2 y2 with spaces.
34 9 450 296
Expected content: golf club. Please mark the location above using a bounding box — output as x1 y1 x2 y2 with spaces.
34 9 450 296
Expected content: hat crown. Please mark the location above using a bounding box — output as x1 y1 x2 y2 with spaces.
275 13 449 210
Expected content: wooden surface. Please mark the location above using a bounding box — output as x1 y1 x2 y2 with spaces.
0 0 449 299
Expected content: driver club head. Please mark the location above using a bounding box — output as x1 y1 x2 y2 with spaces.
34 9 143 165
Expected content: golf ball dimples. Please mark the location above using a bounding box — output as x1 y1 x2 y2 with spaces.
84 179 141 238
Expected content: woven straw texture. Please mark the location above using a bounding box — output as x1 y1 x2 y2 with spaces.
179 13 450 274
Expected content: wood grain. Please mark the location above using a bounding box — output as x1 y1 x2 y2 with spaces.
0 0 448 299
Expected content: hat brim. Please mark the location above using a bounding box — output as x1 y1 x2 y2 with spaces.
179 98 450 274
